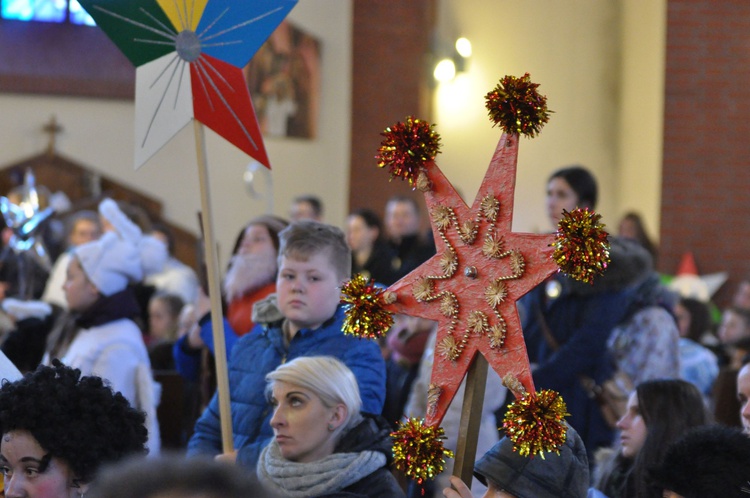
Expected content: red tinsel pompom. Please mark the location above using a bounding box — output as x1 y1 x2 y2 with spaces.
502 389 569 458
552 208 610 284
341 274 394 339
376 116 441 187
484 73 551 138
391 418 454 483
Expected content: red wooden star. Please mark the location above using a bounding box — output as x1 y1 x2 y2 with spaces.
382 132 558 427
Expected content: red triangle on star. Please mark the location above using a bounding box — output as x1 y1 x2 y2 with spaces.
191 56 269 168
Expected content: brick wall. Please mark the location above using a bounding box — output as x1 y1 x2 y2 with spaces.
349 0 435 225
662 1 750 306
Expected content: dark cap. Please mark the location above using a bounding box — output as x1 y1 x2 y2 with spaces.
473 424 589 498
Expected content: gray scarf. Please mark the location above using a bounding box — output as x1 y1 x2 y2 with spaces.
257 440 386 497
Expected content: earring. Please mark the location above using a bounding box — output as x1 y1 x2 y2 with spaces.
328 423 334 431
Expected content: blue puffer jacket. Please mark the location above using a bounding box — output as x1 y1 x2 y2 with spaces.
187 304 386 469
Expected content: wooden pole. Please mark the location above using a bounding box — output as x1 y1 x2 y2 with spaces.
452 354 488 488
193 120 234 453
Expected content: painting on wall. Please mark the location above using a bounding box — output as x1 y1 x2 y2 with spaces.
244 20 321 139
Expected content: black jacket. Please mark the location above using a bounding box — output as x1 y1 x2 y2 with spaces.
318 414 405 498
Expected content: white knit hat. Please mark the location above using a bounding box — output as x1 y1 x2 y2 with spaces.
73 198 167 296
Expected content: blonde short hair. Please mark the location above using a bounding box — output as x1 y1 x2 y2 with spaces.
265 356 362 438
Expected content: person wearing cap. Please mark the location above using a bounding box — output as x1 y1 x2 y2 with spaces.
51 198 167 455
443 425 600 498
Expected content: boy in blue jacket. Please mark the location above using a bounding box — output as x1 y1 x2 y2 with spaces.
187 221 386 469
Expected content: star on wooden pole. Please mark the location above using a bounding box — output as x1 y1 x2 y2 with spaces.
343 75 609 481
381 131 557 428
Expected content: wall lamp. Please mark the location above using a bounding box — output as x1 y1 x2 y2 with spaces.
433 37 472 83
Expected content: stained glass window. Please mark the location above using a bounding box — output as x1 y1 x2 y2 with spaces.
1 0 94 25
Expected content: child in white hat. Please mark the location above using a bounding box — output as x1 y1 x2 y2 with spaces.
57 198 167 455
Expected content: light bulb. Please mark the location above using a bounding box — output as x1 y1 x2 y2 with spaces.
455 37 472 58
433 58 456 82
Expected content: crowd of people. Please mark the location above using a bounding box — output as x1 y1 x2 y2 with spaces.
0 177 748 498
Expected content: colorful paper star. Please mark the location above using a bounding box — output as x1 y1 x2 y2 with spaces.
78 0 297 168
381 133 559 428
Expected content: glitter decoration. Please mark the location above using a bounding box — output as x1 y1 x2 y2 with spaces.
502 389 569 458
485 73 550 138
553 208 610 283
391 418 454 483
340 274 394 339
376 116 441 187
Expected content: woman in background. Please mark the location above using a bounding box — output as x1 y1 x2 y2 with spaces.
146 291 184 370
594 379 711 498
346 208 397 286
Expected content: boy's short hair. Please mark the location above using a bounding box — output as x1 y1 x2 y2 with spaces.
278 220 351 281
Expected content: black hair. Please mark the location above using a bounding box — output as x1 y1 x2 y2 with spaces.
679 297 712 343
65 210 101 238
149 291 185 320
632 379 710 498
88 454 263 498
0 361 147 484
293 194 324 218
349 208 385 241
619 211 658 264
547 165 598 209
386 194 420 214
648 425 750 498
150 221 175 254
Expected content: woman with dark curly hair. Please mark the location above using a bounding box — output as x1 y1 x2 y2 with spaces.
0 361 148 498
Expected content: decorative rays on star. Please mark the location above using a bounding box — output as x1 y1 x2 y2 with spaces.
92 3 283 151
413 193 526 362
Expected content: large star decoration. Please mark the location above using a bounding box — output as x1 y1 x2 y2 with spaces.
381 133 558 428
78 0 297 168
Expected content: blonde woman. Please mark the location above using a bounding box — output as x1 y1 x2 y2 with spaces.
258 356 404 497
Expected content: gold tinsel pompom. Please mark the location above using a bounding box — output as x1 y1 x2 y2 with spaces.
552 208 610 284
485 73 551 138
391 418 454 483
341 274 394 339
376 116 441 187
502 389 569 458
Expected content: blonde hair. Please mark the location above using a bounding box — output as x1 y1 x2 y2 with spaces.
265 356 362 438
